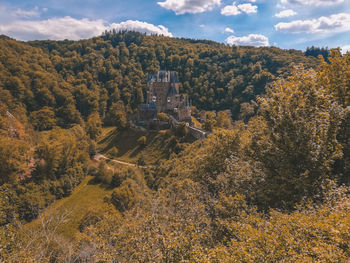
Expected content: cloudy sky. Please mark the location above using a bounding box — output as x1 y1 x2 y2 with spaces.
0 0 349 51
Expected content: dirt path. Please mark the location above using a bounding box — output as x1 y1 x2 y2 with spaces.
93 153 154 169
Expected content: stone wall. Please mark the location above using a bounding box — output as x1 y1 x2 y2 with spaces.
169 115 209 140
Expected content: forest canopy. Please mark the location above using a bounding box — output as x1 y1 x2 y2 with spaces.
1 31 317 130
0 32 349 262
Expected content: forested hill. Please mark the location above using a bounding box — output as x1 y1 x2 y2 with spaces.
1 31 317 127
1 32 350 262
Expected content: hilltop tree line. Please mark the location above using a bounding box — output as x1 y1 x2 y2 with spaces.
1 31 316 133
305 46 330 61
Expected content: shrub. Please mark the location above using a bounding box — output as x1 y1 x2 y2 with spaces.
157 112 169 121
137 136 147 146
111 171 123 188
107 146 119 158
78 210 103 232
96 161 113 184
137 155 146 166
111 180 138 212
175 122 188 137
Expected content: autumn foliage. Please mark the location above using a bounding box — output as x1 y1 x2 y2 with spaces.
0 33 349 262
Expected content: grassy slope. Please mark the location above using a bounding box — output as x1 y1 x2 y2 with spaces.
98 127 175 164
26 176 117 240
25 127 173 240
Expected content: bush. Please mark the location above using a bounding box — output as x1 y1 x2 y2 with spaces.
111 180 138 212
96 161 113 184
137 155 146 166
137 136 147 146
175 122 189 137
107 146 119 158
157 112 169 121
78 210 103 232
111 171 123 188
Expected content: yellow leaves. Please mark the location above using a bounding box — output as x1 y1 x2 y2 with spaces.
213 197 350 262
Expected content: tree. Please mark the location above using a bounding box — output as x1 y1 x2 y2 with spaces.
111 180 138 212
216 110 232 129
175 122 189 137
249 66 344 209
105 100 127 129
30 107 56 131
86 112 102 140
305 46 330 61
204 112 216 132
318 49 350 107
96 160 113 184
0 136 29 185
137 154 146 166
111 170 123 188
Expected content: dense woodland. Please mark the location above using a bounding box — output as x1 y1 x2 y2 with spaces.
0 32 349 262
1 31 317 125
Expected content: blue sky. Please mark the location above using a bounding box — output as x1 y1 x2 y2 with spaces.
0 0 349 51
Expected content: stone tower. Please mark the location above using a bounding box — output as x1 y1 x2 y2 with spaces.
146 71 180 113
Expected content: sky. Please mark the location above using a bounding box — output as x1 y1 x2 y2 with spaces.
0 0 349 52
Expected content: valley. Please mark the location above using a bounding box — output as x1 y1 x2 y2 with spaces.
0 32 349 262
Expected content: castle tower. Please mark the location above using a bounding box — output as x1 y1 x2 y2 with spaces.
146 70 180 112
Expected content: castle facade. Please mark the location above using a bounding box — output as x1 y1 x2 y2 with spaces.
140 70 191 123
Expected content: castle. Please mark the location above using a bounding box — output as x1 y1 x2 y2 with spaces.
139 71 191 125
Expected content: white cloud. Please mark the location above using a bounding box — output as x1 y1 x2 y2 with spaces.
14 7 40 18
224 27 234 33
226 34 269 46
275 13 350 34
109 20 173 37
221 3 241 15
157 0 221 15
280 0 344 6
221 2 258 16
0 17 173 41
275 9 297 18
0 4 43 24
342 45 350 54
238 3 257 14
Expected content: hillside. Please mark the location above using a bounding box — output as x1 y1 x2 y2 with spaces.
24 176 117 240
1 32 317 131
98 127 194 164
1 33 349 262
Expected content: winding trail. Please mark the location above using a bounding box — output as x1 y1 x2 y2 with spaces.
93 153 155 169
